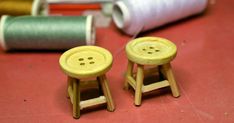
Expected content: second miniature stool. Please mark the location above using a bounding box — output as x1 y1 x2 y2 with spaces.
125 37 180 106
59 46 115 119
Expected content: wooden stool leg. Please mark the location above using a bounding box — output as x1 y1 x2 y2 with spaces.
100 75 115 112
162 63 180 97
73 79 80 119
67 76 73 98
135 64 144 106
125 60 134 90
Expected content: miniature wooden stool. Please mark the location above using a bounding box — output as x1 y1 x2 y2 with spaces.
59 46 115 118
125 37 180 106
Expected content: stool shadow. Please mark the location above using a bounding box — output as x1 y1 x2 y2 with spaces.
143 75 171 99
80 88 107 114
55 82 108 116
128 73 172 100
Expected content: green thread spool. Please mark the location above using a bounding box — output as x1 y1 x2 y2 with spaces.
0 15 95 50
0 0 48 16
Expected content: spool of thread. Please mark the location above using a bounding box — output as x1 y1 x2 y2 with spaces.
48 0 113 4
102 2 114 16
0 0 48 16
112 0 208 35
0 15 95 50
49 3 102 11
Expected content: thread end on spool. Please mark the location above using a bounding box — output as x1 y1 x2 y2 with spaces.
32 0 49 16
86 15 96 45
112 1 130 29
0 15 8 50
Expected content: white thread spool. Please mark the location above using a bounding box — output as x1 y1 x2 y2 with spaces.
112 0 208 35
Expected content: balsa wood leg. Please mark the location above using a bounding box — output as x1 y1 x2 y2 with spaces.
135 65 144 106
100 75 115 111
73 79 80 119
125 60 134 90
162 63 180 97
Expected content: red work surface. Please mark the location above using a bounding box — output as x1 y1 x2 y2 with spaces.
0 1 234 123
